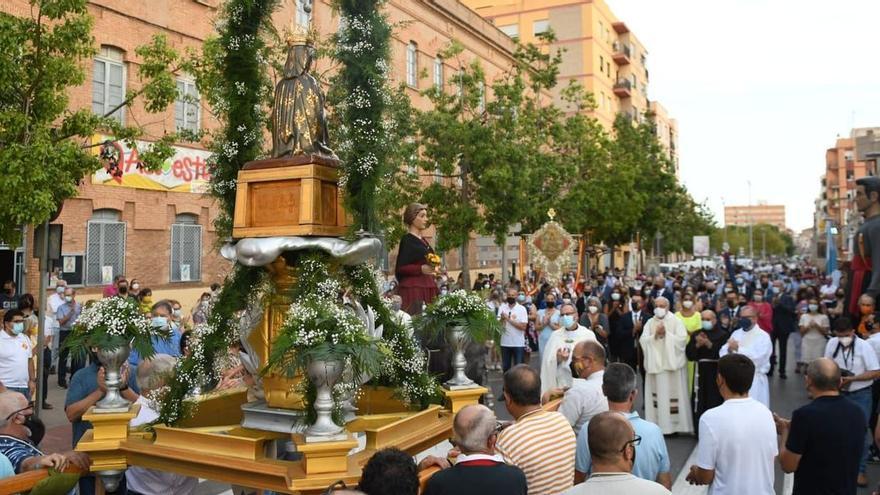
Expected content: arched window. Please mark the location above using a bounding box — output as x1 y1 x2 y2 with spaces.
92 46 126 123
86 209 125 286
170 214 202 282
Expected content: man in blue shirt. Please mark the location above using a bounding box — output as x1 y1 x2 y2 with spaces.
128 300 182 365
56 287 83 388
65 351 140 495
575 363 672 489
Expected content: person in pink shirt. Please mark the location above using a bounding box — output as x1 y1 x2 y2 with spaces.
747 288 774 335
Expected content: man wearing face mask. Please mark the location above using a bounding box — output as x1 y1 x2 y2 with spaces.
0 311 35 400
774 358 866 494
770 280 797 379
550 340 608 433
498 288 529 373
540 303 597 395
686 311 729 422
824 317 880 486
0 391 90 474
639 297 693 434
719 305 773 408
56 288 83 389
0 280 19 311
562 411 671 495
616 295 648 372
719 291 741 325
128 301 183 366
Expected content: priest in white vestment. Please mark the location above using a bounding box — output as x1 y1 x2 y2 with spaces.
540 303 597 395
719 305 772 408
639 297 694 434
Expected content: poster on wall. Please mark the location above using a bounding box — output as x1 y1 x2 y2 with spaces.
180 265 191 282
91 135 212 193
63 256 76 273
101 266 114 284
693 236 710 257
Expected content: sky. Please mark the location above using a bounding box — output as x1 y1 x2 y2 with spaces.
606 0 880 232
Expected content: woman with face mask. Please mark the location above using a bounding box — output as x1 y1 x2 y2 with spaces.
799 297 830 373
579 296 609 346
675 293 702 393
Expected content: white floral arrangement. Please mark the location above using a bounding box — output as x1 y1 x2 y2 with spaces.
415 290 502 343
64 296 168 362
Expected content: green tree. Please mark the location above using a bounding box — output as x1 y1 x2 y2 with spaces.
0 0 193 243
709 224 793 258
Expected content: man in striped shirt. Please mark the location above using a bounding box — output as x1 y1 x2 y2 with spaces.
497 364 576 494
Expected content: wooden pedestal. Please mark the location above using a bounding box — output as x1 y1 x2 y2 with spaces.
442 386 488 414
76 405 140 473
232 154 349 239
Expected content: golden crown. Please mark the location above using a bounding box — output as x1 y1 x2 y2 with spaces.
285 22 317 46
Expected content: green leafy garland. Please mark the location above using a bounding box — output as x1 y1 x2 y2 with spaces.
331 0 392 233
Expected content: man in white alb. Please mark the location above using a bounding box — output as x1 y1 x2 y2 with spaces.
639 297 693 434
719 305 772 408
541 303 597 395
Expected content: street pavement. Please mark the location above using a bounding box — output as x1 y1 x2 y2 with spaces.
34 342 880 494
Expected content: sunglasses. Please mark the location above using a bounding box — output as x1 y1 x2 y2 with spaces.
619 435 642 453
5 401 34 421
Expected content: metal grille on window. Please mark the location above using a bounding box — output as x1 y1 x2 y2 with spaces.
85 221 126 286
170 224 202 282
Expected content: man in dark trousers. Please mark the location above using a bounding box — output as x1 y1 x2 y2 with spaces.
770 280 798 379
775 358 866 495
617 294 650 373
422 404 527 495
686 310 729 425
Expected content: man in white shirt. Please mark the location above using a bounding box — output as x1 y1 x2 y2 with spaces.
389 295 413 337
562 411 670 495
0 310 35 400
719 305 772 407
824 316 880 485
498 287 529 372
545 340 607 433
638 297 693 434
540 303 597 395
686 353 777 495
45 281 66 372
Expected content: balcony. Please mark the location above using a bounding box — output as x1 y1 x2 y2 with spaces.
612 21 629 34
612 42 631 65
613 79 632 98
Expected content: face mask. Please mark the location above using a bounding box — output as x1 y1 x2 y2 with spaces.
754 295 763 302
654 308 667 319
631 302 640 311
588 305 599 314
569 360 581 379
173 309 182 318
839 336 854 347
561 315 575 328
738 301 747 307
506 297 516 305
132 284 140 290
808 304 819 313
517 294 526 303
118 287 128 295
727 300 737 308
55 286 65 294
25 416 45 445
11 322 24 335
682 300 694 309
736 278 743 285
391 301 402 312
701 321 714 331
739 317 753 330
611 293 621 301
441 290 449 296
771 287 779 294
64 296 72 303
151 316 168 328
563 298 572 305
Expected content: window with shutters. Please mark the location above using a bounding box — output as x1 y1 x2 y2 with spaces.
170 214 202 282
85 209 126 286
175 79 201 133
92 47 126 124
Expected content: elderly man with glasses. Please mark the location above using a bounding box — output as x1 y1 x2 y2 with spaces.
562 411 670 494
0 390 89 474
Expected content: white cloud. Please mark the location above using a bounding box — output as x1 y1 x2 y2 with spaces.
607 0 880 231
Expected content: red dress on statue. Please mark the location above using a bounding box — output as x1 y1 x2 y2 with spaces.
396 233 439 315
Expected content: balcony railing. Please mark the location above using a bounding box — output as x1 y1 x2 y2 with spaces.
612 42 631 65
613 79 632 98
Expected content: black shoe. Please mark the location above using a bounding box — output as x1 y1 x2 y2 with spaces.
779 373 787 379
49 366 56 375
42 402 54 410
58 382 67 389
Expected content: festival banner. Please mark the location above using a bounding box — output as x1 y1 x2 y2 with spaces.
91 135 212 193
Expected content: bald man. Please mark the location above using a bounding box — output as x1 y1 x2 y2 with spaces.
639 297 693 434
720 305 773 408
554 341 609 433
562 412 670 494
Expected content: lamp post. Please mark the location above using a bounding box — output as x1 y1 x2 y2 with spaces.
747 180 754 259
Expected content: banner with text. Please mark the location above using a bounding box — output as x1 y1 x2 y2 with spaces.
91 136 212 193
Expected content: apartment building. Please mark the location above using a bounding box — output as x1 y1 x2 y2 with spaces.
724 204 787 231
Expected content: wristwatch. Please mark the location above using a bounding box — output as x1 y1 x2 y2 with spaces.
119 384 129 392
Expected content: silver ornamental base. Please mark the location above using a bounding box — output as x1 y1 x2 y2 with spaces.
98 469 125 491
304 359 347 442
445 325 478 390
94 345 131 413
241 401 308 434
